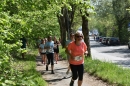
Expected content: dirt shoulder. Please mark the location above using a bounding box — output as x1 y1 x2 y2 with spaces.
36 56 113 86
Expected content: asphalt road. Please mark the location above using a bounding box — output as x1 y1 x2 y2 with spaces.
90 37 130 68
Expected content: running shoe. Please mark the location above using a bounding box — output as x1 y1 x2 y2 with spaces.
51 70 55 74
46 65 48 71
69 80 74 86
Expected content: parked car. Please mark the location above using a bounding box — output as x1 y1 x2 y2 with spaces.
128 40 130 49
107 37 120 45
96 36 102 42
101 37 107 44
105 37 111 45
99 36 103 42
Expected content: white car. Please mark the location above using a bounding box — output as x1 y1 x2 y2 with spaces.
101 37 107 44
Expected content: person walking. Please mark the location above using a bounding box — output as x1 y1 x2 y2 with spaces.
44 38 48 64
45 36 55 74
67 32 87 86
39 39 46 65
53 36 60 64
37 37 41 56
65 33 75 75
20 36 27 59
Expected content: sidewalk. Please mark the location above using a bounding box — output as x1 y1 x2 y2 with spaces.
36 56 112 86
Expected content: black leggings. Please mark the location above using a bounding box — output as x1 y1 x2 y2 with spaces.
46 53 54 65
70 64 84 81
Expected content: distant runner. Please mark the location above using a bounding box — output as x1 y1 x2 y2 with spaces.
65 33 75 75
53 36 60 64
45 36 55 74
39 39 46 64
20 36 27 59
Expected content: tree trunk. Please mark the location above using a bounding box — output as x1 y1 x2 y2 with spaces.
82 14 91 57
57 8 66 48
65 5 76 39
57 6 75 48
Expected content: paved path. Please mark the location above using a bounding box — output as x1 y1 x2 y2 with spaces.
36 56 112 86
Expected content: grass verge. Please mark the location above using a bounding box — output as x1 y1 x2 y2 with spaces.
84 58 130 86
59 46 66 60
59 46 130 86
12 49 47 86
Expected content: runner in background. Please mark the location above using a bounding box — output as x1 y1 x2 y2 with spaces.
39 39 46 65
45 36 55 74
53 36 60 64
59 37 61 43
20 36 27 59
65 33 75 75
44 38 48 64
44 38 48 43
37 37 41 56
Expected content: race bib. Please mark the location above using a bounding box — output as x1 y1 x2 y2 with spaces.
42 49 46 53
48 49 53 53
74 56 82 61
54 44 57 49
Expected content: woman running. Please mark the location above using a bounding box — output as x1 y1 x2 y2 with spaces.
53 36 60 64
45 36 55 74
67 32 87 86
39 39 46 64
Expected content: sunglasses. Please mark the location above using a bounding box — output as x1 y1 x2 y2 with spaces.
76 36 83 38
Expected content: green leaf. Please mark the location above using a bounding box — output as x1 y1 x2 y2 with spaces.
5 80 15 85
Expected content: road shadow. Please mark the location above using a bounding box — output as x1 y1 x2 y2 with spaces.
90 42 121 48
90 44 107 48
101 48 130 54
45 75 71 83
114 59 130 68
90 41 123 48
100 49 130 59
55 68 67 70
46 78 62 82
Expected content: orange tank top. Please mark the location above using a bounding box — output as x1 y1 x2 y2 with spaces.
67 41 87 65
